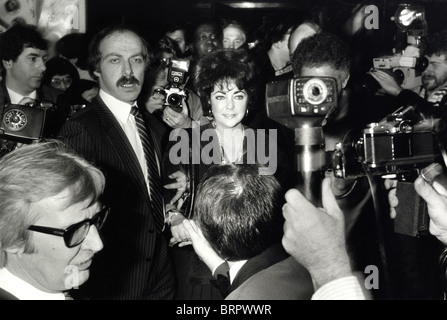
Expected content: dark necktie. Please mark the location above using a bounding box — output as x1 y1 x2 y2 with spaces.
130 106 164 231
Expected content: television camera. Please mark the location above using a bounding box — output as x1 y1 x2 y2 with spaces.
153 58 190 113
266 76 446 237
369 4 429 92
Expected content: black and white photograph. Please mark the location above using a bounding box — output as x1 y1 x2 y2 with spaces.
0 0 447 307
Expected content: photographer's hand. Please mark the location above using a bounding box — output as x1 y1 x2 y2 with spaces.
415 163 447 246
282 177 352 290
163 170 188 204
182 219 225 272
163 98 192 129
145 86 165 113
384 178 398 219
368 69 403 97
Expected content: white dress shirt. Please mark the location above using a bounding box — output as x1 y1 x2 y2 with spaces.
0 268 65 300
99 90 161 198
7 87 37 105
311 275 368 300
228 260 248 284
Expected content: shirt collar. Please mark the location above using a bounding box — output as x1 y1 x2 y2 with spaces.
7 87 37 105
228 260 248 284
0 268 66 300
99 89 136 124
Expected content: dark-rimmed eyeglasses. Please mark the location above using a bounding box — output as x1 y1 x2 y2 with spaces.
51 76 73 88
28 206 110 248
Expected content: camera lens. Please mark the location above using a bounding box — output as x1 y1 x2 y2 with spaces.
312 86 321 97
167 93 182 108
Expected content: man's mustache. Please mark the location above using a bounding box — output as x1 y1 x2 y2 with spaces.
117 76 140 87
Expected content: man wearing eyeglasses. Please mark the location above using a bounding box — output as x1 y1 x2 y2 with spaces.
0 140 107 300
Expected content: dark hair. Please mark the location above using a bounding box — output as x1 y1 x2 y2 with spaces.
292 32 351 76
194 164 284 261
253 16 295 52
165 23 192 45
42 57 80 88
193 48 259 116
425 30 447 58
0 23 47 62
56 33 90 69
88 24 152 81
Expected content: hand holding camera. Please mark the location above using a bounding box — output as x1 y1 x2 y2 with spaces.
154 58 190 114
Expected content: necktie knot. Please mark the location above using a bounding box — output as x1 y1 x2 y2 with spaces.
19 97 35 105
130 106 140 117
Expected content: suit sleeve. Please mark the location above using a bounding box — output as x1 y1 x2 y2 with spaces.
58 118 97 164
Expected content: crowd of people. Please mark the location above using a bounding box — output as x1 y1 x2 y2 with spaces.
1 7 447 301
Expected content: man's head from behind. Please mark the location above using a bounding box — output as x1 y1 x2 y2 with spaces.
88 25 151 104
0 140 106 293
0 23 48 96
193 164 284 262
288 21 321 59
422 30 447 93
292 32 351 95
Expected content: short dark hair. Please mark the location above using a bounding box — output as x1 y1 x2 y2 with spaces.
425 30 447 58
194 164 284 261
88 24 151 81
0 23 47 62
193 48 259 116
253 16 295 52
42 57 80 87
292 32 351 76
56 33 90 69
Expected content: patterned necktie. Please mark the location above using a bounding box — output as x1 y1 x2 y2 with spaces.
130 106 164 231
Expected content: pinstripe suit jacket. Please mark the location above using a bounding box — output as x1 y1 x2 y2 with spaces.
58 96 174 300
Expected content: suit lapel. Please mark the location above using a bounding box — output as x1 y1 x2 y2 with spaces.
141 110 165 168
93 97 149 195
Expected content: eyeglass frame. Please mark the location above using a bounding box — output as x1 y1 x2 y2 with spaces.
51 76 74 87
27 206 110 248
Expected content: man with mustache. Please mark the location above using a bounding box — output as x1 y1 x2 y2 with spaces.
58 25 175 300
0 23 62 155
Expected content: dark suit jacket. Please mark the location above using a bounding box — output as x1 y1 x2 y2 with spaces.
0 287 18 300
58 96 175 300
225 244 314 300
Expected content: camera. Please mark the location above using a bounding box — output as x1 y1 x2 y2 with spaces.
0 102 47 142
370 54 428 91
332 105 445 237
266 77 337 120
154 58 190 113
266 77 339 206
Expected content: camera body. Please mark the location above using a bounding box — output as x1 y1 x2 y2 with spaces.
266 77 337 120
266 77 339 206
155 58 190 113
0 102 47 142
372 53 428 91
332 105 444 237
332 105 441 179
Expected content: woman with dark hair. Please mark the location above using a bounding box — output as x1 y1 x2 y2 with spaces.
42 57 80 93
163 48 294 300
